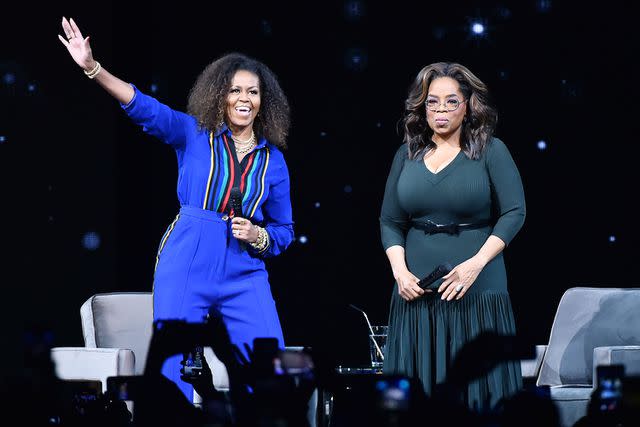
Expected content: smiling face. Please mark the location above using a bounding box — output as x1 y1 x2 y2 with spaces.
225 69 261 136
425 77 467 143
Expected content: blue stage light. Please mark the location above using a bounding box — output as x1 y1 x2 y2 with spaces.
471 22 485 35
344 1 365 21
261 20 272 36
344 48 368 72
537 0 552 13
3 72 16 85
82 231 101 251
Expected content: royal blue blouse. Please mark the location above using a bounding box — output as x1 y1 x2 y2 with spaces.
121 85 294 257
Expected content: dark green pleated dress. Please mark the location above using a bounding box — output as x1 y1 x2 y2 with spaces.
379 138 525 411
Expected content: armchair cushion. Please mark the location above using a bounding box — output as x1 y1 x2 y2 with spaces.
51 347 135 392
548 385 593 401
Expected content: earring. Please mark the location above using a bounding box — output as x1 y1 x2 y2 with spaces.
217 104 225 128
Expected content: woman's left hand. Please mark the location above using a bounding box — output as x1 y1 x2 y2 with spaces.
231 217 259 244
438 256 485 301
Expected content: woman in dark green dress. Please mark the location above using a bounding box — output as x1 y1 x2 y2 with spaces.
380 62 525 411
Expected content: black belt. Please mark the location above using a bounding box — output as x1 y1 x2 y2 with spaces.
411 219 491 235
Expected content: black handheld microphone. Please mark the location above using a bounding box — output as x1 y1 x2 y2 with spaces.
229 187 244 218
417 262 453 290
229 187 247 250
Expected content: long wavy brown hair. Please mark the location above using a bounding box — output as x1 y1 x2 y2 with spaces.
401 62 497 160
187 53 290 148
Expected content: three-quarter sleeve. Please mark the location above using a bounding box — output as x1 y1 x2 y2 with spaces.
486 138 526 245
380 144 411 250
252 150 294 258
120 84 193 149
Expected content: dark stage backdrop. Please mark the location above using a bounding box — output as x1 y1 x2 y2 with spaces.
2 1 636 372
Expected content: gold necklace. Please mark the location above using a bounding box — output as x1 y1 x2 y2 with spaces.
235 141 255 155
231 130 255 145
232 130 256 155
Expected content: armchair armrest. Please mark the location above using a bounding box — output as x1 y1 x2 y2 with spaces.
593 345 640 384
51 347 136 392
521 344 547 380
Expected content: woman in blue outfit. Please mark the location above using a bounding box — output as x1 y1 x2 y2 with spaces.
59 17 295 401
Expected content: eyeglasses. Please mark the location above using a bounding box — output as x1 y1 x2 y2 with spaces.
425 98 466 112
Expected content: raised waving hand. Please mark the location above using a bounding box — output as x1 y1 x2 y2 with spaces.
58 17 96 71
57 17 134 104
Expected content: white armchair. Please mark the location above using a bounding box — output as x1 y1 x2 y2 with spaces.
50 291 318 425
50 292 229 398
532 287 640 427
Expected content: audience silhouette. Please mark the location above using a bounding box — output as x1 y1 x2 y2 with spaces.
6 314 637 426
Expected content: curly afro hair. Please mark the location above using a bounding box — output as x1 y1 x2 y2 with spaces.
187 52 290 148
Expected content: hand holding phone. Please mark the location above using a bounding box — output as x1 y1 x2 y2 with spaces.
182 346 204 378
180 347 218 398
